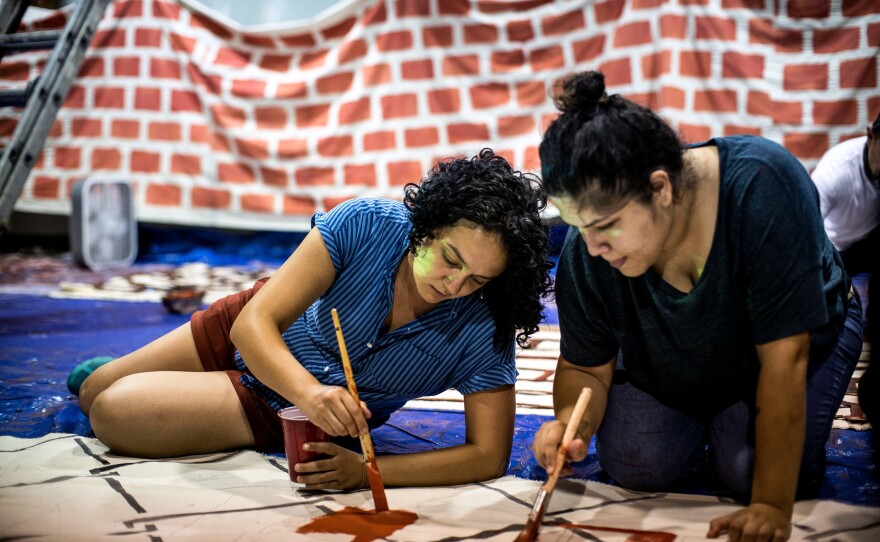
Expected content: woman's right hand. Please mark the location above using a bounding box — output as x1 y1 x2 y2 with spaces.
298 383 371 438
532 419 588 476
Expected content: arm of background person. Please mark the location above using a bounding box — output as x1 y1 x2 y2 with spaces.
229 228 370 439
533 356 615 475
708 331 809 541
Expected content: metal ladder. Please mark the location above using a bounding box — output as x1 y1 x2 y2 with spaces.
0 0 111 234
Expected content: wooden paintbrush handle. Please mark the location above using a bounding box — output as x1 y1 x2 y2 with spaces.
359 433 375 461
331 309 359 401
331 308 389 512
561 387 592 446
331 308 377 463
543 387 593 492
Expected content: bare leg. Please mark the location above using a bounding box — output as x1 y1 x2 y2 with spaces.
88 371 255 457
79 322 204 415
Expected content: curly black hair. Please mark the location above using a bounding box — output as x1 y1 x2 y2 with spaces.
403 148 554 349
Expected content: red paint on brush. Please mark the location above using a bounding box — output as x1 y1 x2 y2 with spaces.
297 506 417 541
516 388 594 541
366 459 389 512
513 517 539 542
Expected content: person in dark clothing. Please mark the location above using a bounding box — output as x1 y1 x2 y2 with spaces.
531 70 862 542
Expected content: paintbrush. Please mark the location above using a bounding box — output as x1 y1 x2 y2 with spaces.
331 308 390 513
514 387 593 542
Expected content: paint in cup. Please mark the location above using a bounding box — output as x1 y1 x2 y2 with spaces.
278 406 329 481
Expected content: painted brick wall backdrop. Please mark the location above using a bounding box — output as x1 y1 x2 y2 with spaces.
1 0 878 231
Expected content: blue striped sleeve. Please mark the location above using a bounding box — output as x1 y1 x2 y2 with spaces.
454 339 517 395
312 199 408 275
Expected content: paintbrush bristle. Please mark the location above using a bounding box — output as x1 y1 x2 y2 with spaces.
513 517 540 542
514 488 547 541
515 387 592 541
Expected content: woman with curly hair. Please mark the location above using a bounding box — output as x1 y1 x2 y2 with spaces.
72 148 554 489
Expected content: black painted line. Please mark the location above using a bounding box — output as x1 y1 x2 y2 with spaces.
315 504 335 515
106 523 158 536
75 437 109 465
474 481 534 507
104 477 147 514
792 521 818 533
0 534 44 540
547 518 603 542
549 494 667 515
803 518 880 540
121 495 337 527
88 451 245 475
0 434 75 453
0 475 83 489
90 463 144 475
476 480 668 514
267 456 288 473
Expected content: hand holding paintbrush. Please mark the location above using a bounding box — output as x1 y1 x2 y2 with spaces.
515 387 593 542
331 308 390 513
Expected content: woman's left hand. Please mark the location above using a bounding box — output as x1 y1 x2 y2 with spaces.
707 502 791 542
291 441 366 490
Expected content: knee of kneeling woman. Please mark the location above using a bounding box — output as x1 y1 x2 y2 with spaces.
712 451 753 502
794 462 825 501
599 456 682 492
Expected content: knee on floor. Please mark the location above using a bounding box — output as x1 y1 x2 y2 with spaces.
78 375 101 412
598 453 685 492
87 378 143 452
711 448 752 501
78 362 117 413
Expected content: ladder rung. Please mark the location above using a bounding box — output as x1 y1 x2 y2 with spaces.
0 87 31 108
0 78 38 108
1 0 113 231
0 30 63 53
0 0 30 36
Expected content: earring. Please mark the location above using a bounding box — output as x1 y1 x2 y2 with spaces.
479 288 485 300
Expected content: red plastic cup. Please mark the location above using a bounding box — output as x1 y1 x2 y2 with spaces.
278 406 329 481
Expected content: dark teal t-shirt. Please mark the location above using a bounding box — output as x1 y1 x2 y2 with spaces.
555 135 849 417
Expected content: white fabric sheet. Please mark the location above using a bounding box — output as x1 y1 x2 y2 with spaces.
1 434 878 541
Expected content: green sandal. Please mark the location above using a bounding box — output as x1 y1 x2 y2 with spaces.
67 356 115 396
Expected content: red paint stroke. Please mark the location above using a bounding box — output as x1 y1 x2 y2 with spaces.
556 523 676 542
297 506 418 542
366 459 389 512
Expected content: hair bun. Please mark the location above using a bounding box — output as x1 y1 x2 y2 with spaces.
553 70 606 113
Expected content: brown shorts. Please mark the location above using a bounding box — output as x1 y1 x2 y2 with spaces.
190 277 284 452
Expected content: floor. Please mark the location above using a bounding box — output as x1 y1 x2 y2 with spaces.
0 230 877 508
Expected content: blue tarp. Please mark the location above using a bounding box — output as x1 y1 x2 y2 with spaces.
0 293 876 505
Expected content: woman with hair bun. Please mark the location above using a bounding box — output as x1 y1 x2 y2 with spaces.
532 70 861 541
72 149 554 489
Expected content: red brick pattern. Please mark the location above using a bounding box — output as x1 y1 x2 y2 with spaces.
1 0 878 229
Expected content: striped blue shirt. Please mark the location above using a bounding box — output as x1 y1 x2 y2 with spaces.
235 198 517 427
